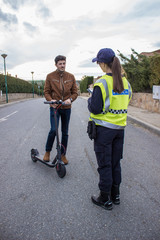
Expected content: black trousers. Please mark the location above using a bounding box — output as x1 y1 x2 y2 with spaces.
94 126 124 193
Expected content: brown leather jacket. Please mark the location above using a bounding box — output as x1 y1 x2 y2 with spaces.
44 70 78 109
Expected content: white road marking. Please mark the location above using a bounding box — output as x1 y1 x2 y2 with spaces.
0 111 18 123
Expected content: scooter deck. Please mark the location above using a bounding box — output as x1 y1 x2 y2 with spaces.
35 154 57 167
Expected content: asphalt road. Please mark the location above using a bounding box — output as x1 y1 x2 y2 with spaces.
0 97 160 240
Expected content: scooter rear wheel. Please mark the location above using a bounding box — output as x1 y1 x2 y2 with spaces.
56 163 66 178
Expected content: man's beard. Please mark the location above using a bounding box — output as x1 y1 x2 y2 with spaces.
58 68 65 73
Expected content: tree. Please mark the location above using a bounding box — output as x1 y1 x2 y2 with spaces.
80 76 93 93
149 55 160 87
118 49 151 92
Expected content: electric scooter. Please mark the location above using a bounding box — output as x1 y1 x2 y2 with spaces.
31 100 68 178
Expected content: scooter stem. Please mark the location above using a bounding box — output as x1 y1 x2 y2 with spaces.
53 107 61 160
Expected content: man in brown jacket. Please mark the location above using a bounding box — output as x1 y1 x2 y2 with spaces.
43 55 78 164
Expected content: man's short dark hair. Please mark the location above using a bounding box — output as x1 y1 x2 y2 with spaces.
55 55 66 64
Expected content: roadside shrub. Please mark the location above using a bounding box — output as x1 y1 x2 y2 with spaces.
80 76 93 93
0 74 40 94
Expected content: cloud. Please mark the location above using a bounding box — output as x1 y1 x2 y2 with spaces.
1 0 160 80
2 0 26 10
0 8 18 25
78 59 96 68
37 6 51 18
153 42 160 48
23 22 38 33
3 0 58 18
3 0 51 20
113 0 160 23
133 0 160 18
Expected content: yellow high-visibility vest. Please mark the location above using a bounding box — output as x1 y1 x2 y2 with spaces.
90 75 132 129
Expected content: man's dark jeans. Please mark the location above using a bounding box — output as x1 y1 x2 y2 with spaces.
45 107 71 155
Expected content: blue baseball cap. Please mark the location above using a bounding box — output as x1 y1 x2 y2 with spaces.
92 48 115 64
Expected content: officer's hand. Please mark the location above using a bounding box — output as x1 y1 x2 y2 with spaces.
50 99 58 108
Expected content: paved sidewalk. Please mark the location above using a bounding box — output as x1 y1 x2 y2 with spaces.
128 105 160 136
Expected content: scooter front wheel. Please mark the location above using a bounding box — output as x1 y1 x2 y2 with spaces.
31 149 38 162
56 163 66 178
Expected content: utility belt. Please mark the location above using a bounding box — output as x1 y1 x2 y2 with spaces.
87 121 97 140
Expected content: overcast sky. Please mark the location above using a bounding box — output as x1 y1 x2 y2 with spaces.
0 0 160 80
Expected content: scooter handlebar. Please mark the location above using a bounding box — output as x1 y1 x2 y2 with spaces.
44 100 70 106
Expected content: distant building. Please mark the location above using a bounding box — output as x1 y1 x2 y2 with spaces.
140 49 160 57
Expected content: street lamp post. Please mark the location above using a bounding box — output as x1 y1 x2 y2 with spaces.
42 80 44 97
38 85 40 96
31 71 34 98
1 54 8 103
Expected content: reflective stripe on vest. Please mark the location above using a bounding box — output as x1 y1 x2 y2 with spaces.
90 75 131 129
95 78 110 113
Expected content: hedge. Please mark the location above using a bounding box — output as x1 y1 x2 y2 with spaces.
0 74 43 95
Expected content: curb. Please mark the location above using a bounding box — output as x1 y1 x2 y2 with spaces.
0 98 35 108
127 115 160 137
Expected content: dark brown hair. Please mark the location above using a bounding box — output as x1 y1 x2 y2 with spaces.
55 55 66 64
108 57 124 93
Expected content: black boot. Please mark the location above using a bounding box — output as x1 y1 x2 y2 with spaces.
111 184 120 205
91 191 112 210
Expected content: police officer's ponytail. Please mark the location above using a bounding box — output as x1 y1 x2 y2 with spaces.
108 57 124 93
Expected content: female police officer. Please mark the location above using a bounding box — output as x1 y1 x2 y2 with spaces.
88 48 132 210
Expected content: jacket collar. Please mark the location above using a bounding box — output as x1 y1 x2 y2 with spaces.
56 69 65 76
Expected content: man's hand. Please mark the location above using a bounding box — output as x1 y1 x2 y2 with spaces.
64 98 72 105
50 99 58 108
